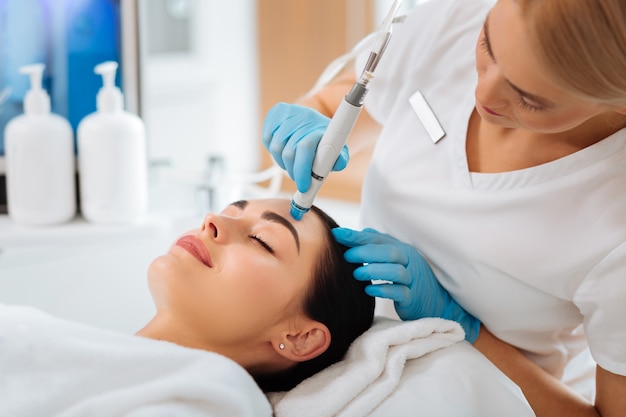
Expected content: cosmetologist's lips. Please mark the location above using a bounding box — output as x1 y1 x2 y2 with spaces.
175 235 213 267
481 104 503 117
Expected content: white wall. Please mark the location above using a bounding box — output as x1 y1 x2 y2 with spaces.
140 0 260 187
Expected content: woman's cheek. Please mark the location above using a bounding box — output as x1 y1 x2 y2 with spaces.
244 265 294 313
246 267 283 298
515 112 570 133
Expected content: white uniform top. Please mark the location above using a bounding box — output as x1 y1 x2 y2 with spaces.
356 0 626 386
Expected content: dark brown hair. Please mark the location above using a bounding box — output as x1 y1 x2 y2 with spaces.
254 205 374 392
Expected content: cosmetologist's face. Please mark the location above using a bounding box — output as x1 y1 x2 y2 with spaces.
147 198 326 347
473 0 611 133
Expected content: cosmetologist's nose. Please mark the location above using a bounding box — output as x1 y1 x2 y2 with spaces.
476 67 508 110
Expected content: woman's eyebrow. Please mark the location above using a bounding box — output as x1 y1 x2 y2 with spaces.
228 200 301 253
482 14 554 108
262 211 300 253
230 200 248 209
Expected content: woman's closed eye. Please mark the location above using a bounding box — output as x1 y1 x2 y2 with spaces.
249 234 275 254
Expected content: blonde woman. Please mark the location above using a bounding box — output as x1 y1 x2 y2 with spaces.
262 0 626 415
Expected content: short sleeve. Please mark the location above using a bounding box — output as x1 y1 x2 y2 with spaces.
574 241 626 376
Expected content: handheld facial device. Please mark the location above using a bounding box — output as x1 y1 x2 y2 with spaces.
290 0 402 220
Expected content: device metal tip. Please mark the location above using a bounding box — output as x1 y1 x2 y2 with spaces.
290 200 308 221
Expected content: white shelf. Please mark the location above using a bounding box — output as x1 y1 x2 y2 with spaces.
0 214 176 248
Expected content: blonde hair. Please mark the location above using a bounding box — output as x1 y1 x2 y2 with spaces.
520 0 626 106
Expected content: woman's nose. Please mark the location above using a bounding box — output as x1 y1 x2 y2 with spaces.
201 213 226 242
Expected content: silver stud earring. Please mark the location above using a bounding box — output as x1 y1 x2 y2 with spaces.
279 343 285 350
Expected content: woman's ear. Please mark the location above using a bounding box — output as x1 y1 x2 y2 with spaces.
274 320 331 362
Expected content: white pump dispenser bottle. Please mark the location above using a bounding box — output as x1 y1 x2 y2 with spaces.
77 61 148 224
4 63 76 225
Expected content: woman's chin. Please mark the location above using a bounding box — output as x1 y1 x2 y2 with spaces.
146 255 178 296
148 253 182 277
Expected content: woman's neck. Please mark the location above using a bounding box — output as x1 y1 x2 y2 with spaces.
135 314 289 374
466 109 626 173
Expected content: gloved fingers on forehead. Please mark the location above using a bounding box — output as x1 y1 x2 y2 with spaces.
332 227 372 246
333 227 399 246
343 244 408 266
353 263 412 287
364 283 411 304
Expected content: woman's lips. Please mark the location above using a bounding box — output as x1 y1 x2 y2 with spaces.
175 235 213 267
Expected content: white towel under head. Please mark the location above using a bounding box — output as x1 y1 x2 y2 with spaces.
270 316 464 417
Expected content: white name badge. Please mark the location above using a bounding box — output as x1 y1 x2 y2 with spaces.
409 90 446 143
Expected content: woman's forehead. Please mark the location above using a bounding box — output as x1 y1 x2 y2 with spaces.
229 198 325 235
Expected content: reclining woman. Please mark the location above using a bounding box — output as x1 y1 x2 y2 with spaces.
0 198 375 416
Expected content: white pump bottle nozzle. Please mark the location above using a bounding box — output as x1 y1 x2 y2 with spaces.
20 63 51 114
95 61 124 113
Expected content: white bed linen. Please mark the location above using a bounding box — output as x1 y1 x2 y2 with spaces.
0 303 272 417
370 342 535 416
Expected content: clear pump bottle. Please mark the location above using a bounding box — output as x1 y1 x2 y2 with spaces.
4 63 76 225
77 61 148 224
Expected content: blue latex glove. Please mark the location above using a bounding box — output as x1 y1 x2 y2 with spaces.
262 102 350 193
332 227 481 343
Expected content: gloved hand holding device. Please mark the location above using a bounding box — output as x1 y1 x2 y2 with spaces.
332 227 481 343
262 102 350 194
